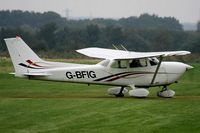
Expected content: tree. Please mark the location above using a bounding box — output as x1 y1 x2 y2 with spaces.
104 26 125 45
124 29 149 51
182 33 200 53
38 22 57 49
153 30 173 51
86 24 100 44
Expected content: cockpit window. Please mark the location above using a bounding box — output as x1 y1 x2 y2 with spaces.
111 59 147 68
129 59 147 68
111 60 128 68
149 57 159 66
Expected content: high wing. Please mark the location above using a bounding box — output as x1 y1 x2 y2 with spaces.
76 47 191 59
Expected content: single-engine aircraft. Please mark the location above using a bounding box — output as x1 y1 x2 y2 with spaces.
5 36 193 98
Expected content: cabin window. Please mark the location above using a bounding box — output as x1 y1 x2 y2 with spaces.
129 59 147 68
111 60 128 68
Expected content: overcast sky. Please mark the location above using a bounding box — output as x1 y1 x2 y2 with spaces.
0 0 200 23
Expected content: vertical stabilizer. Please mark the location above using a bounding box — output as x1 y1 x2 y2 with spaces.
4 36 43 77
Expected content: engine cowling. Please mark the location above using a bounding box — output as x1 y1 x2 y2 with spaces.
129 89 149 98
108 87 128 96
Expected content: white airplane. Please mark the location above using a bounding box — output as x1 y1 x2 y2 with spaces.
5 36 193 98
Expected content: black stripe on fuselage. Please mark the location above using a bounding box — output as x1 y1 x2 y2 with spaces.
94 71 156 82
18 63 44 69
94 71 133 81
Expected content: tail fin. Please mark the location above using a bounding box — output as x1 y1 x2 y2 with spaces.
4 36 43 77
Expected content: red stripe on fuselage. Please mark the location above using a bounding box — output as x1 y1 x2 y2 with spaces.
106 72 151 82
105 72 178 82
26 60 43 67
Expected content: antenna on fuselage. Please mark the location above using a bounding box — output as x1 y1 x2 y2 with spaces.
120 44 128 51
113 44 129 51
112 44 119 50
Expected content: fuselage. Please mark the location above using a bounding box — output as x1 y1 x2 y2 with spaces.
25 59 192 88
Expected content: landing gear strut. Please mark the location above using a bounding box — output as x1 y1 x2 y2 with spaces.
107 87 128 97
115 87 125 97
157 85 175 98
160 85 168 92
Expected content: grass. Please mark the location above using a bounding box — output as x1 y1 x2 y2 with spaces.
0 58 200 133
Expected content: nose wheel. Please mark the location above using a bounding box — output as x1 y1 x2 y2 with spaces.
157 86 175 98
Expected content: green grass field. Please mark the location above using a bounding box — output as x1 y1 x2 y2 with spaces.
0 58 200 133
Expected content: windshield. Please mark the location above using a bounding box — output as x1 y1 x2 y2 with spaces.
98 59 110 67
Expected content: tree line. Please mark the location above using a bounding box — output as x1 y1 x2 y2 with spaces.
0 10 200 58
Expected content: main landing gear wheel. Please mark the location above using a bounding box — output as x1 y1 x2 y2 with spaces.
129 88 149 98
157 86 175 98
107 87 128 97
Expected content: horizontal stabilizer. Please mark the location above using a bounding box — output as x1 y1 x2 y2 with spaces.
9 72 15 75
23 72 51 76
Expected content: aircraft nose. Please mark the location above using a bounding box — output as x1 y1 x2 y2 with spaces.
163 62 193 83
183 63 193 71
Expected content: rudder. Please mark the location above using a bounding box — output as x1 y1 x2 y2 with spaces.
4 36 43 77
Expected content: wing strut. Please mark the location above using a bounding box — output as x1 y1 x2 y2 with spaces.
150 55 163 85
